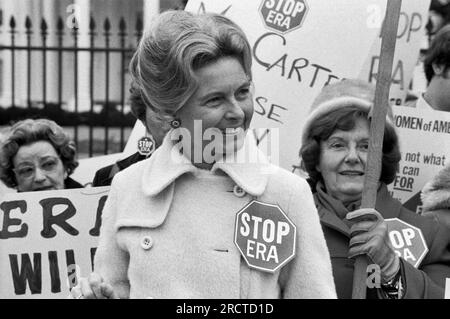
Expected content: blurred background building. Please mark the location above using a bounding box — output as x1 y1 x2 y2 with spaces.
0 0 187 157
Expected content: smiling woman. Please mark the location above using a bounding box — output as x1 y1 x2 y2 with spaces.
69 10 337 300
300 79 450 299
174 56 254 168
0 119 82 192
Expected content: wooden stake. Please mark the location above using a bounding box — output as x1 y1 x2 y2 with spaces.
351 0 402 299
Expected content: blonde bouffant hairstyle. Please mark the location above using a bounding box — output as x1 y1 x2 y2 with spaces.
128 10 253 126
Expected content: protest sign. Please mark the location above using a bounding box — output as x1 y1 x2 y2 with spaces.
389 106 450 212
359 0 430 105
385 218 428 268
182 0 428 174
0 187 108 298
234 200 296 273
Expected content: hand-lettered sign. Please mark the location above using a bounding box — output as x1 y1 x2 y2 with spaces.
385 218 428 268
389 106 450 210
182 0 429 176
234 200 296 273
0 187 109 298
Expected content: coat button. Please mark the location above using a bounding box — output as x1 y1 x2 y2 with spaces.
141 236 153 250
233 185 246 197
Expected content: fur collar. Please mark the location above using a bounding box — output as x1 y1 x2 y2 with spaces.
141 130 273 197
421 165 450 211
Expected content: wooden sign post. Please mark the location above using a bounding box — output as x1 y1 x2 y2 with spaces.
352 0 403 299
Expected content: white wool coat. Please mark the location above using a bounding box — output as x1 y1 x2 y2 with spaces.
94 134 337 299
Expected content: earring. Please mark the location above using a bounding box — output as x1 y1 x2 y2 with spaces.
170 119 181 129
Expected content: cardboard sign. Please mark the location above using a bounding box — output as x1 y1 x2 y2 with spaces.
385 218 428 268
359 0 430 105
259 0 308 34
0 187 109 299
389 106 450 211
182 0 428 174
234 200 296 273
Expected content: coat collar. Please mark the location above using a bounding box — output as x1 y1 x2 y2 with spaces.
317 201 351 237
317 183 402 237
141 130 271 197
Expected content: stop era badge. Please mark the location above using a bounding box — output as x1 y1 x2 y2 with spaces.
137 136 155 156
234 200 296 273
385 218 429 268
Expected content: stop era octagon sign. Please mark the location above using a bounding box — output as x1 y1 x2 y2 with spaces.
234 200 296 273
385 218 429 268
259 0 309 34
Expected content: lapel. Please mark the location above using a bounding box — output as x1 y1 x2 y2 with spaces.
125 132 271 229
142 131 270 198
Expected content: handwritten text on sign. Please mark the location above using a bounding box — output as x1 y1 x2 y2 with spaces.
385 218 428 268
388 106 450 208
0 187 108 298
234 200 296 273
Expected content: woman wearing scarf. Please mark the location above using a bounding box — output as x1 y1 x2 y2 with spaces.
300 79 450 299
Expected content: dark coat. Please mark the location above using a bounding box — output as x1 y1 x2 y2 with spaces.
64 177 83 189
316 184 450 299
92 152 147 187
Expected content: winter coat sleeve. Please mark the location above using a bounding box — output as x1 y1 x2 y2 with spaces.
279 177 337 299
93 173 130 298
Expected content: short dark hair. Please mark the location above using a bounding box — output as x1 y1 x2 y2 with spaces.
424 24 450 83
0 119 78 188
300 107 401 188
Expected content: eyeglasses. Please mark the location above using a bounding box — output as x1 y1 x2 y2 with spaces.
13 156 61 180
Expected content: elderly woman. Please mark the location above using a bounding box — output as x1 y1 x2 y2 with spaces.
300 79 450 299
70 10 336 299
0 118 82 192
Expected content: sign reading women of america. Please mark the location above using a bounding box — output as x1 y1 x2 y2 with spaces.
234 200 296 273
389 106 450 212
185 0 430 175
0 187 108 298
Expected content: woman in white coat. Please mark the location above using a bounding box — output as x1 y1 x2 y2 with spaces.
71 10 336 299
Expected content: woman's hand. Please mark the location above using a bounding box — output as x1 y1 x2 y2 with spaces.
70 273 118 299
346 208 400 284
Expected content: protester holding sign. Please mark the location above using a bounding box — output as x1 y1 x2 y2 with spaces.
0 119 82 192
92 81 169 187
300 79 450 299
70 10 336 299
421 163 450 229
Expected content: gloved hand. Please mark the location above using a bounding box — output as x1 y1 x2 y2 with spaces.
346 208 400 284
69 272 118 299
